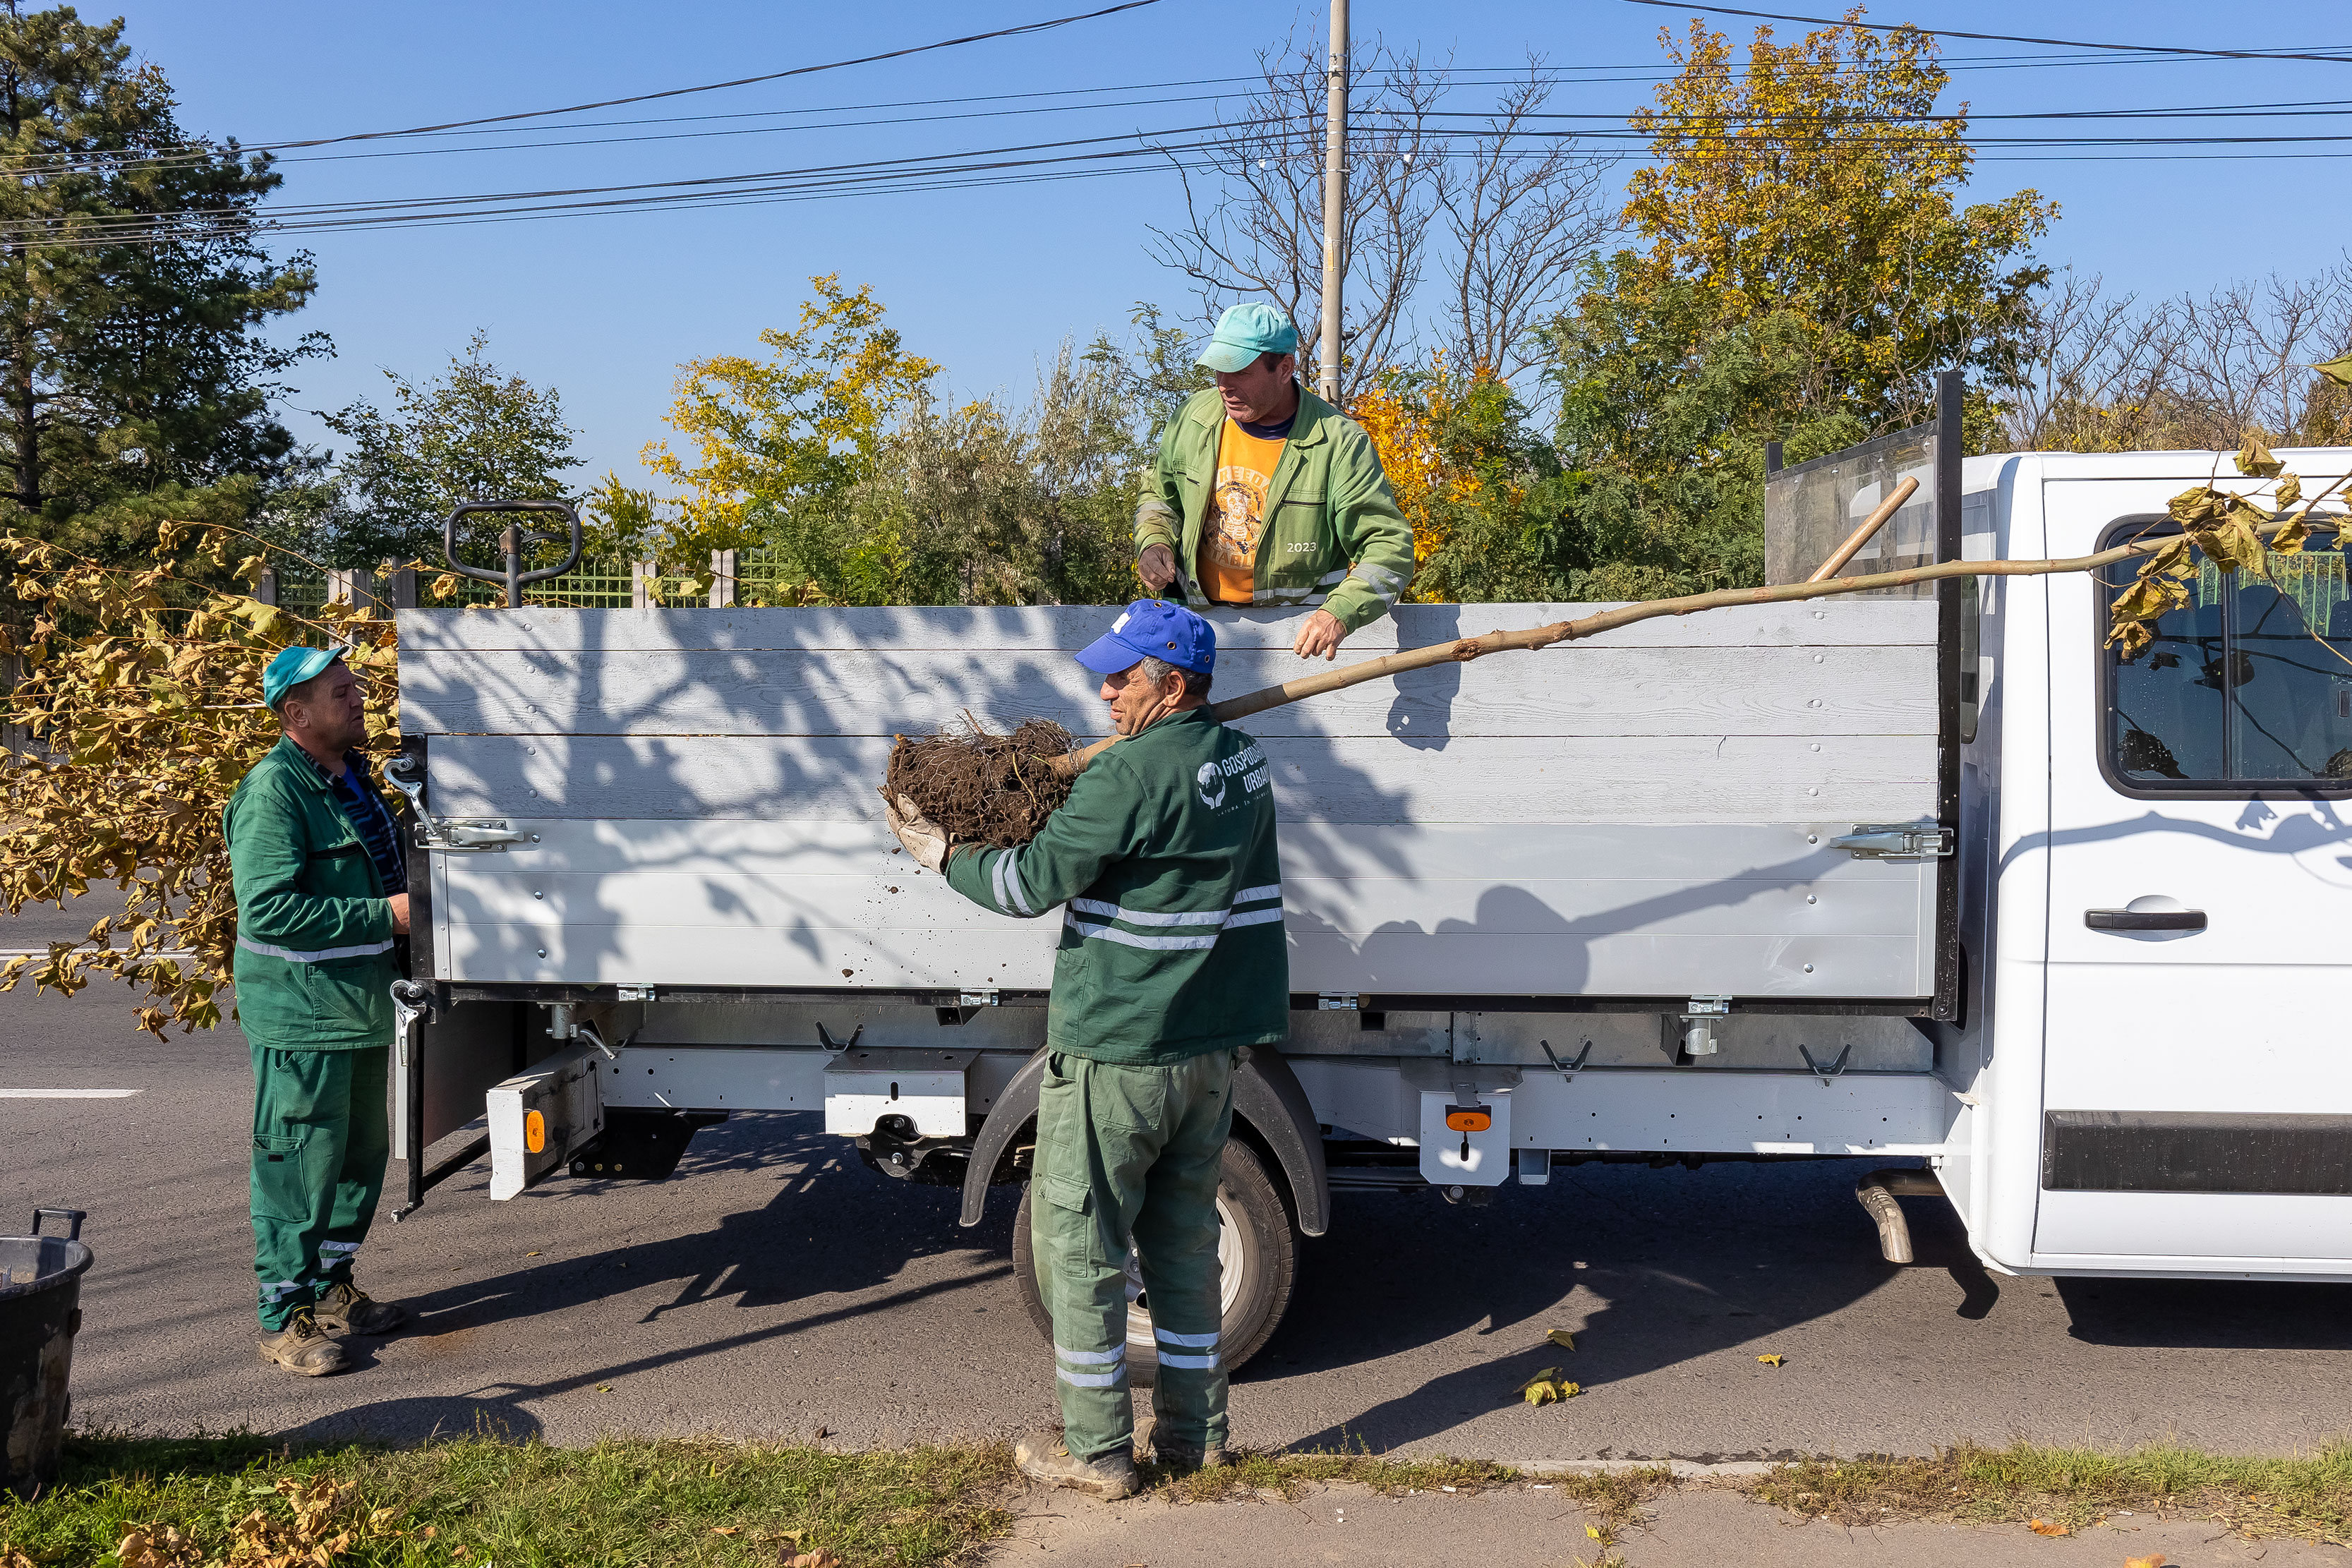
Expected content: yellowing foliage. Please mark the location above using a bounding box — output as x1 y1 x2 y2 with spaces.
644 275 939 554
0 526 396 1037
1624 8 2053 422
1350 354 1495 581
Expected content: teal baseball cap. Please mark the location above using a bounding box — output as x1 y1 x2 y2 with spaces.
1196 301 1301 373
262 645 341 708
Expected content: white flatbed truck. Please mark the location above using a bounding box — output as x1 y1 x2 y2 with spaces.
382 405 2352 1373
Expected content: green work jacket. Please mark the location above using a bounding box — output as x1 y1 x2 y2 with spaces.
1133 385 1414 634
946 708 1288 1065
222 737 400 1051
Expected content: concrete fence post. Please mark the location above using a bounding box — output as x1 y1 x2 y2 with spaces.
376 559 418 610
710 549 736 608
325 567 373 609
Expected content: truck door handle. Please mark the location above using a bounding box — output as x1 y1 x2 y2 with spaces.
2085 908 2207 932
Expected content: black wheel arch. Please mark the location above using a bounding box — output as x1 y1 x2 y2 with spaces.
957 1044 1329 1237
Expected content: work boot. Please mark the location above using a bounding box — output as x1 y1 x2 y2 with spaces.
313 1281 409 1336
1014 1430 1140 1500
1152 1437 1229 1473
257 1307 349 1377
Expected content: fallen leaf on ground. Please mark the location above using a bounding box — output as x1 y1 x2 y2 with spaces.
1518 1367 1581 1405
1757 1354 1786 1367
786 1552 841 1568
2123 1556 2166 1568
525 1250 541 1257
710 1526 739 1536
1546 1328 1576 1351
2027 1518 2070 1537
1586 1525 1603 1540
596 1384 613 1393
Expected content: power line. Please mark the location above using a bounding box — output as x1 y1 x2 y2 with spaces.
1620 1 2352 66
260 0 1164 153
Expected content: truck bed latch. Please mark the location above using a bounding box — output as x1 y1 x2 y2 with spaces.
1831 823 1953 860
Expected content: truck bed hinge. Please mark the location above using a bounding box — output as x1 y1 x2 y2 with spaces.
1831 823 1953 860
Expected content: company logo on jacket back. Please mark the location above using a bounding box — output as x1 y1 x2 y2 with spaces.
1198 742 1270 808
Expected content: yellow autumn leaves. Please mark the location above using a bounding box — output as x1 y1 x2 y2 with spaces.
2101 433 2346 661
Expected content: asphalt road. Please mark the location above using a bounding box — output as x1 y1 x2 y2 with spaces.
5 923 2349 1460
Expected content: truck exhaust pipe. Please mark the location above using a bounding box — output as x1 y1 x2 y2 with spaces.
1855 1167 1945 1264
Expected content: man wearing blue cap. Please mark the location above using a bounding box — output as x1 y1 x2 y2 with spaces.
222 646 414 1375
884 600 1285 1499
1134 301 1413 660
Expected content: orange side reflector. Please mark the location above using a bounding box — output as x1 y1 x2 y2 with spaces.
524 1109 546 1154
1445 1108 1492 1133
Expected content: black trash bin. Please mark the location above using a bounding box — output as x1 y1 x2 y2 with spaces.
2 1208 91 1499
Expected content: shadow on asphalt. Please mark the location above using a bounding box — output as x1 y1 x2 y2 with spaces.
281 1394 543 1446
2054 1277 2352 1351
1250 1156 2349 1454
370 1113 1017 1418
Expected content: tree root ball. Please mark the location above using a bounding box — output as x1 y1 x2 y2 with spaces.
883 717 1075 848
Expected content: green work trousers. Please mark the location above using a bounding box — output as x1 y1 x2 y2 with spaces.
1030 1048 1236 1466
249 1043 390 1330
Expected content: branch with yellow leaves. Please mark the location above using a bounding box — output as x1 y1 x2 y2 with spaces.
0 523 404 1037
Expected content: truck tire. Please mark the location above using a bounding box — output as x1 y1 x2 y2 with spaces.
1010 1138 1295 1387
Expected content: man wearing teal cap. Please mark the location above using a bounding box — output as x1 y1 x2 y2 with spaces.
223 646 414 1375
1134 300 1413 659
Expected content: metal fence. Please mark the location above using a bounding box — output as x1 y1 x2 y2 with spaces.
265 557 724 613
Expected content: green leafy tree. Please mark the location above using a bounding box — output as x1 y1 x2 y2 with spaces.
315 331 580 567
1624 8 2054 430
0 6 325 529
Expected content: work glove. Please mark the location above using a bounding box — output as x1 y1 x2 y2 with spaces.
883 790 951 874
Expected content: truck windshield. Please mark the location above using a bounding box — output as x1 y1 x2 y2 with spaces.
2101 521 2352 788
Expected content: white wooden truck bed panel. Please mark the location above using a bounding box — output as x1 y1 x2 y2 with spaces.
404 602 1941 999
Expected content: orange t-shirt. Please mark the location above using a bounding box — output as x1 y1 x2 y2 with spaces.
1197 419 1288 605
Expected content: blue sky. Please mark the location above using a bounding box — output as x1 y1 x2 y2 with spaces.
110 1 2352 487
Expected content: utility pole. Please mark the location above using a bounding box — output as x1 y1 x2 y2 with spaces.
1317 0 1348 405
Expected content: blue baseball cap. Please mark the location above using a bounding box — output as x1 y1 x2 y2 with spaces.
1075 599 1217 677
262 645 342 708
1196 301 1300 373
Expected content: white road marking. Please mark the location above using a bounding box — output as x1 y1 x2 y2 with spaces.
0 950 193 960
0 1088 143 1099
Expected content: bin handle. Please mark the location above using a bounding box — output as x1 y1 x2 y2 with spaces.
32 1207 85 1241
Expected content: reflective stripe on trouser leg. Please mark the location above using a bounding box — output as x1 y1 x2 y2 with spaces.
1130 1050 1236 1454
1031 1049 1238 1464
249 1042 392 1329
318 1044 390 1286
1031 1054 1134 1464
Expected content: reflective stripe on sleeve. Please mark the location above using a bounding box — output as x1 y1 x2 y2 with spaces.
238 934 395 965
993 848 1036 917
1234 885 1282 904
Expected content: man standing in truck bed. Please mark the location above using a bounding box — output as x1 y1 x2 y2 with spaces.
1133 301 1413 660
884 600 1285 1498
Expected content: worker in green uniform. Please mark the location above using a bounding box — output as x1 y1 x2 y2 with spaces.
224 646 414 1376
1133 301 1413 662
884 600 1286 1500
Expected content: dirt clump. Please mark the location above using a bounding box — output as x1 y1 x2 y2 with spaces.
883 716 1076 849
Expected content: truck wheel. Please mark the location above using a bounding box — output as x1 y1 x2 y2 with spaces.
1011 1138 1296 1387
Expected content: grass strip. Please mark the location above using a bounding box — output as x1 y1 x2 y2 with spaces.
1750 1441 2352 1544
1 1433 1016 1568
